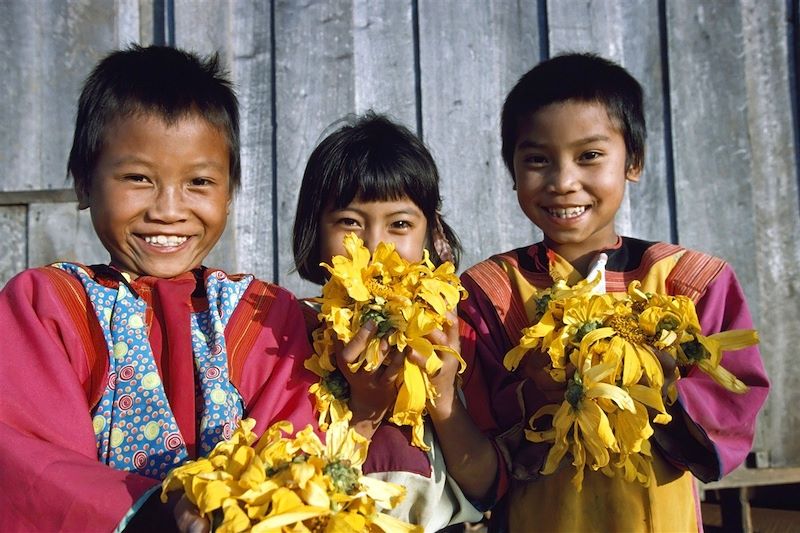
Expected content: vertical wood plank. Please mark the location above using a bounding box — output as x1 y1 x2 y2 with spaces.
228 1 275 281
352 0 416 126
740 0 800 467
666 1 759 307
0 206 26 288
0 1 134 192
27 203 108 268
418 0 544 272
547 0 671 243
173 0 231 56
274 0 354 296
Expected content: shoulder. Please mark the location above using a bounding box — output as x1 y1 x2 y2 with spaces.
207 269 298 304
664 244 729 301
462 244 538 281
614 238 730 300
2 264 90 297
221 273 307 327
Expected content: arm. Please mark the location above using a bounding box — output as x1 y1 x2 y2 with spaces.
0 270 159 532
654 265 770 481
234 284 322 437
335 321 405 439
416 312 499 502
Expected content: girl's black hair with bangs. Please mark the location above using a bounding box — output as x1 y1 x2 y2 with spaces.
293 112 461 285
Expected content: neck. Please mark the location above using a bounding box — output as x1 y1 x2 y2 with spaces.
543 236 620 278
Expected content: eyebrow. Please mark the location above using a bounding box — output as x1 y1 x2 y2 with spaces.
109 156 226 172
333 206 423 217
517 135 612 149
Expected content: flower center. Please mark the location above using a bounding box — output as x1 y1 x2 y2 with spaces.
366 277 393 299
324 459 360 495
323 370 350 400
565 377 584 408
535 294 552 320
681 339 708 362
607 315 647 345
575 320 602 342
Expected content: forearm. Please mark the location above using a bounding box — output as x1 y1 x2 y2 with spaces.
348 401 383 439
428 390 499 501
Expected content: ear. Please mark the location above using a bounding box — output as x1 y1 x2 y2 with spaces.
75 183 90 210
625 164 642 183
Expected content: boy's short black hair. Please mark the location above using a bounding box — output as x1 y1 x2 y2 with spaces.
501 53 646 181
293 112 461 285
68 45 240 196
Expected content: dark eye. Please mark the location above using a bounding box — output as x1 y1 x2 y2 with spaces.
392 220 412 230
124 174 149 183
338 217 359 227
190 177 213 186
580 151 602 161
523 154 548 166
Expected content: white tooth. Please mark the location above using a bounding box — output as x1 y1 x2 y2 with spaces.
549 206 586 218
157 235 167 244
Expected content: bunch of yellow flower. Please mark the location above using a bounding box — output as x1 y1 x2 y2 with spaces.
161 418 420 532
306 233 467 449
505 276 758 490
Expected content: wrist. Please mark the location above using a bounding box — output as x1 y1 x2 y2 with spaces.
348 400 385 439
428 384 457 421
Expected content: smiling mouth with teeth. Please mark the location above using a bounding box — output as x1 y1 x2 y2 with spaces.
546 206 587 219
143 235 189 247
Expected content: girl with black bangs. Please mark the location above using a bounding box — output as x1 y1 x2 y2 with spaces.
292 113 504 531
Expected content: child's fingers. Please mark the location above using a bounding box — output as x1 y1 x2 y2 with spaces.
174 495 209 533
379 349 404 386
340 321 377 366
405 348 426 368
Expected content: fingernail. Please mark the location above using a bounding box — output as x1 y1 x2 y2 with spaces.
363 320 377 332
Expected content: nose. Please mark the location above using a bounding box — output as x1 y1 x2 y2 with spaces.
547 162 580 194
361 227 389 254
147 184 187 223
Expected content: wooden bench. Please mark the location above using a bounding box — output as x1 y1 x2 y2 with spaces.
700 467 800 533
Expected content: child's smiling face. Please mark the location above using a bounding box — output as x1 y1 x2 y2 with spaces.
79 112 231 279
319 196 428 265
513 100 641 263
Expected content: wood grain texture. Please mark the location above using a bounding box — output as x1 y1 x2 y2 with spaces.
740 0 800 467
547 0 670 243
170 1 258 277
666 1 759 307
273 1 417 297
0 206 26 288
27 203 107 268
418 0 544 272
229 0 276 281
0 1 131 192
274 0 355 297
352 0 416 125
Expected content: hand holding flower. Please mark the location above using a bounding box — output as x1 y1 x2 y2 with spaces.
339 320 405 438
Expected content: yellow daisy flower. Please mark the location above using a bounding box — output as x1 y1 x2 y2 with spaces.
312 234 467 450
162 418 420 532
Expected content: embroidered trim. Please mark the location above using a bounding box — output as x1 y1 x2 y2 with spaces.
226 279 278 388
40 264 108 407
666 250 727 303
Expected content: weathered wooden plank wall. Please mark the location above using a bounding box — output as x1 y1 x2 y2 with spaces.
0 0 798 468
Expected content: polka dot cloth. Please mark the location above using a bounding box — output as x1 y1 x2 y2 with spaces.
54 264 253 480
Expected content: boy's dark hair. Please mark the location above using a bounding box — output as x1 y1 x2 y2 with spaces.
501 53 646 182
68 44 240 196
293 112 462 285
